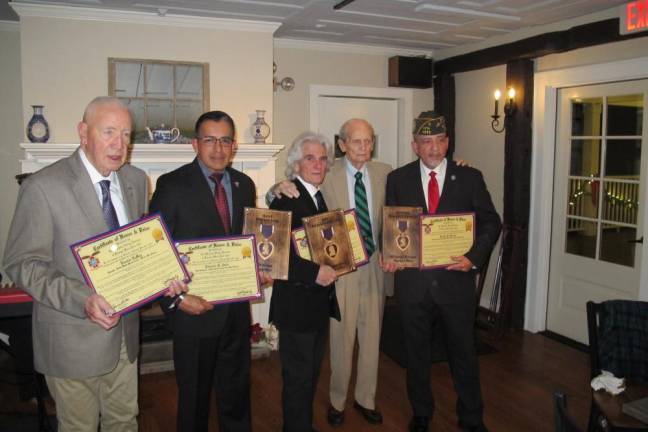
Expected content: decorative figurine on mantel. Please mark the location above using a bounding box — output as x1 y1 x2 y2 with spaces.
251 110 271 144
27 105 50 143
146 124 181 143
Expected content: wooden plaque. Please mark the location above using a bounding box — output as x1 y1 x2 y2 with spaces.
243 207 292 280
302 210 356 276
382 206 422 268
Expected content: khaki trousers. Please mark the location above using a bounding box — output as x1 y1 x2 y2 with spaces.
45 338 138 432
329 252 385 410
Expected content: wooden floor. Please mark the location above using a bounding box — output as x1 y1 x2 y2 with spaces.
138 329 592 432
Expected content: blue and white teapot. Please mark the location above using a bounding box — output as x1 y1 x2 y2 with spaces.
146 124 180 143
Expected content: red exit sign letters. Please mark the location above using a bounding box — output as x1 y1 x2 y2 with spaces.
621 0 648 35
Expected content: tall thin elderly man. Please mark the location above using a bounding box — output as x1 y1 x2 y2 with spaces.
3 97 185 431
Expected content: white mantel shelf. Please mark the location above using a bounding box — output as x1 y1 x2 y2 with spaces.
20 142 284 327
21 143 284 165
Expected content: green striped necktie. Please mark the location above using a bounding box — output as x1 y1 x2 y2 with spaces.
354 171 375 256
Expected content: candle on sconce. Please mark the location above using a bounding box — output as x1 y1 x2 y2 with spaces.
507 87 516 105
493 89 501 117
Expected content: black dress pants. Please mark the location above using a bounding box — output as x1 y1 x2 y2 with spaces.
398 291 484 428
278 326 328 432
173 311 251 432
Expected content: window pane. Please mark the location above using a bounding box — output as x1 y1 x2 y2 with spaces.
572 97 602 136
567 178 598 219
607 94 643 136
146 64 173 99
175 101 203 139
147 100 173 128
599 224 636 267
602 180 639 225
605 139 641 177
569 139 600 176
115 62 144 97
176 65 203 101
565 218 597 259
120 98 145 141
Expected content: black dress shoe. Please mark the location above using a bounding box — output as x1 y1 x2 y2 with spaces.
409 416 429 432
353 401 383 424
327 404 345 427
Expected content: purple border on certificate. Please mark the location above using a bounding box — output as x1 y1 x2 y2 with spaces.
175 234 263 305
69 212 190 315
344 209 370 267
418 211 476 270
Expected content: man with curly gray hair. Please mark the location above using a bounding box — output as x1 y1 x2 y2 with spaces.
269 131 340 432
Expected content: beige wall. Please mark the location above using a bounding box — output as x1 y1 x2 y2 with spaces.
0 24 23 282
273 45 434 179
20 16 274 143
452 36 648 306
454 65 506 304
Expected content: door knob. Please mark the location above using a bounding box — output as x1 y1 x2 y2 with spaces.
628 236 644 244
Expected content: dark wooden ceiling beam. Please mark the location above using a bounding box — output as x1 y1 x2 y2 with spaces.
435 18 647 75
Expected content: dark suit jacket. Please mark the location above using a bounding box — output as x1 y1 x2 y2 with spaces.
268 179 339 332
149 158 256 338
385 159 501 305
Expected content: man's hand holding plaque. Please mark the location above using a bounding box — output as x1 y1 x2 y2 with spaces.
302 210 355 276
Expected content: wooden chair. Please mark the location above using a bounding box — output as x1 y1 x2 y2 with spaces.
554 392 583 432
586 300 648 432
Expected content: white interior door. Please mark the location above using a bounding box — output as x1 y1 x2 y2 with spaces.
547 79 648 343
315 96 399 168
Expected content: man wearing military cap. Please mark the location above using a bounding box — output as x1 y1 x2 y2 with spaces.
384 111 501 432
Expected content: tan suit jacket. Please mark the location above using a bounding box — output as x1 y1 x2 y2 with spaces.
3 149 148 378
321 158 392 293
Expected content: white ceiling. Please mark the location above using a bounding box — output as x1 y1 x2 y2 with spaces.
3 0 629 53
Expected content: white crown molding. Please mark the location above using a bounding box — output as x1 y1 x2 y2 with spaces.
0 20 20 31
274 37 433 57
10 2 280 32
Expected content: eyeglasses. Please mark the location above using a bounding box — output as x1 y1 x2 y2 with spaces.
198 136 234 147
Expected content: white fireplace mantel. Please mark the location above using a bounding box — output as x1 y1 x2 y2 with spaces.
20 142 284 327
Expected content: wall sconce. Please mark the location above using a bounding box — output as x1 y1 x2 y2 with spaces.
273 62 295 92
491 87 516 133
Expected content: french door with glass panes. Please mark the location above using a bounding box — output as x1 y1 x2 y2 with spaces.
547 80 647 344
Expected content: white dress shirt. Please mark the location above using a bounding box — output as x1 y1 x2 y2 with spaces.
79 149 129 226
296 175 322 209
344 158 376 241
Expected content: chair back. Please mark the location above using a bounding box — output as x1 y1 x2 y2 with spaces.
553 392 582 432
586 300 648 383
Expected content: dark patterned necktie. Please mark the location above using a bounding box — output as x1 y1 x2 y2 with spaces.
210 173 231 233
354 171 375 256
427 171 439 214
314 190 327 212
99 180 120 230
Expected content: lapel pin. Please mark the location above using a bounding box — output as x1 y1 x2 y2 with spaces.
451 175 456 181
234 181 240 188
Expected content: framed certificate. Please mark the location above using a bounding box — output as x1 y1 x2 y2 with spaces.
292 210 369 268
243 207 291 280
302 210 356 276
291 227 312 260
176 235 262 304
70 213 189 314
419 212 475 269
382 206 422 268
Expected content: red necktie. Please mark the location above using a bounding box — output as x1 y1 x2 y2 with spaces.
210 173 231 233
427 171 439 214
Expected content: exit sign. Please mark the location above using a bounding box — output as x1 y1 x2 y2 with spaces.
621 0 648 35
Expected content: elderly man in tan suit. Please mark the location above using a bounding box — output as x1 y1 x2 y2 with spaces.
4 97 184 432
271 118 391 426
